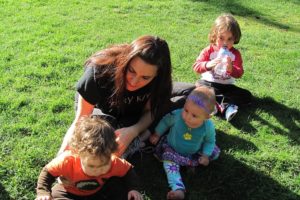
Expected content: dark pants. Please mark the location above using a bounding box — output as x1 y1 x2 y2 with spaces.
196 80 252 106
170 82 196 110
51 177 128 200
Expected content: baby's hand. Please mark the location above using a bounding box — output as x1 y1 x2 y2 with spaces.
35 195 52 200
149 133 160 145
198 155 209 166
128 190 143 200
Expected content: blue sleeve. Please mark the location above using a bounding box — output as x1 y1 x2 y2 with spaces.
154 111 176 136
202 120 216 156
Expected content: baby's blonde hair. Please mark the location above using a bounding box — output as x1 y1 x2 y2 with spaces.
187 86 216 114
209 13 241 45
70 116 118 159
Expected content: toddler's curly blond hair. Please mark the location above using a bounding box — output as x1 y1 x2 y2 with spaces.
70 116 118 159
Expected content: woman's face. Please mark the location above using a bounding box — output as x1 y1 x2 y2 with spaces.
125 56 157 91
80 153 111 177
216 30 234 49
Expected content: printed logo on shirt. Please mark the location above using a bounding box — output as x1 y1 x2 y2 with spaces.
123 93 151 104
75 179 101 190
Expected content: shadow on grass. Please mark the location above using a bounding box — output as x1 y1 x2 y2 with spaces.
131 131 299 200
216 130 258 152
191 0 300 33
231 96 300 144
0 184 11 200
183 154 300 200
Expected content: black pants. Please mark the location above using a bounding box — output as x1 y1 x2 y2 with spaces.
170 81 196 109
196 80 252 106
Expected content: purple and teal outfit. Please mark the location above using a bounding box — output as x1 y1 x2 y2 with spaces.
154 109 220 191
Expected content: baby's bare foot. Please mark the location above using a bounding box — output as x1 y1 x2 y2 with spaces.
167 190 185 200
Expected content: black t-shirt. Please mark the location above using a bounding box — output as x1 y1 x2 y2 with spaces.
76 66 152 126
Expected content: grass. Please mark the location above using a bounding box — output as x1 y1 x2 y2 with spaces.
0 0 299 199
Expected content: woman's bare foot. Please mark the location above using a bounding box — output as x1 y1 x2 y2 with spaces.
167 190 185 200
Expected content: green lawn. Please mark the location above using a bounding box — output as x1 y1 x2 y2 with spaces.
0 0 299 199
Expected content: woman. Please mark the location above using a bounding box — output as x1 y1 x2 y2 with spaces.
58 35 173 157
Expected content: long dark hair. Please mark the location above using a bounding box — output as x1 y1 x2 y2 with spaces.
84 35 172 118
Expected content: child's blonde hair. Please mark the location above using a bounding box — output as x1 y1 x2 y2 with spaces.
209 13 241 45
187 86 216 114
70 116 118 159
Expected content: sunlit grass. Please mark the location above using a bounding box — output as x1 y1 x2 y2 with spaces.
0 0 299 199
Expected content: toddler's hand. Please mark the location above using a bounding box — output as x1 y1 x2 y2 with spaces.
225 56 233 73
128 190 143 200
198 155 209 166
149 133 160 145
206 58 221 70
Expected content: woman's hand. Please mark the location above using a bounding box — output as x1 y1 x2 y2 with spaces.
198 155 210 166
115 126 139 156
149 133 160 145
128 190 143 200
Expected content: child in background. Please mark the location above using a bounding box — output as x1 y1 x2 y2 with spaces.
150 86 220 200
193 13 252 121
36 116 143 200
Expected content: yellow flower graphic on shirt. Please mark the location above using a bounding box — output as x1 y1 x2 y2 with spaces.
183 132 192 140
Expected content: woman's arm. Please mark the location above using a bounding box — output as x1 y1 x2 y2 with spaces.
131 100 153 134
115 100 153 156
57 95 94 155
